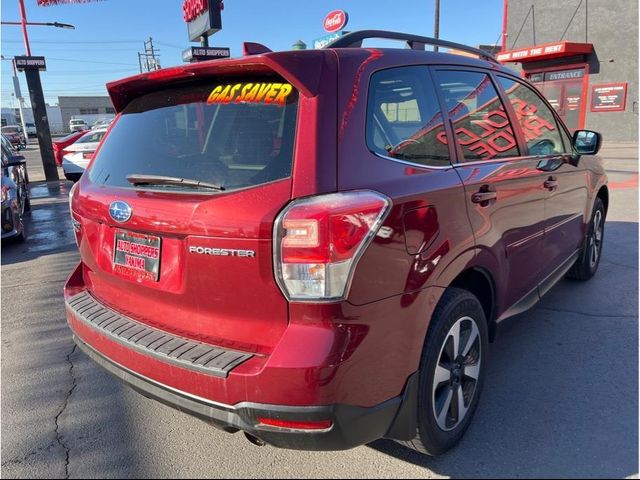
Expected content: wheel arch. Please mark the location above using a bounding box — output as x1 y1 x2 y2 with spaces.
597 184 609 216
449 266 497 342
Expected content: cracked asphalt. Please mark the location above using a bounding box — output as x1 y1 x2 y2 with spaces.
1 144 638 478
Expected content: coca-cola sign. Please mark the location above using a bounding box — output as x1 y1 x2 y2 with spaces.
323 10 348 33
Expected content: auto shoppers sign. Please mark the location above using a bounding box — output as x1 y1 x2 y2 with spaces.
323 10 348 32
14 56 46 71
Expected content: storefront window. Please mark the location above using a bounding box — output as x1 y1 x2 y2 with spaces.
498 76 567 156
526 67 586 132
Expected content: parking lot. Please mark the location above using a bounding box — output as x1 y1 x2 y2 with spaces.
1 143 638 478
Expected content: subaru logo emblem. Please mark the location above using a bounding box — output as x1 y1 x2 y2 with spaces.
109 201 132 223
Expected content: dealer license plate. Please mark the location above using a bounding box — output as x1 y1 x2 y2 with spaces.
113 230 161 281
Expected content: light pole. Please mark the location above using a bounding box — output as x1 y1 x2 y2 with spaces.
433 0 440 52
1 56 29 140
1 0 75 181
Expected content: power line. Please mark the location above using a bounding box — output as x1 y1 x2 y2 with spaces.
45 57 138 66
1 39 141 44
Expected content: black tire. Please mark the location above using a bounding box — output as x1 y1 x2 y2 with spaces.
15 217 26 243
399 288 489 456
566 197 605 281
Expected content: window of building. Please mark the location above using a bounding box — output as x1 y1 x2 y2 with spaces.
79 108 99 115
366 66 450 167
105 107 116 114
435 70 519 162
497 76 567 155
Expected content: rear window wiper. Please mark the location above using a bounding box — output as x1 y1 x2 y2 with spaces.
126 174 225 191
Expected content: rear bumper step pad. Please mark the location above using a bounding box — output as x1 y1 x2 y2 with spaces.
66 291 253 377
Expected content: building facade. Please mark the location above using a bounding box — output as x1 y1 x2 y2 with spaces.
58 96 116 132
499 0 638 141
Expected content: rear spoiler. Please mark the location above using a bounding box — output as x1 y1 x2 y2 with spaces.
106 50 331 112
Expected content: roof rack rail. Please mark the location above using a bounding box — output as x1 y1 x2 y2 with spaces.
324 30 499 64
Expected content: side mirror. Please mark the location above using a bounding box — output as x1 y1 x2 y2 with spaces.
572 130 602 155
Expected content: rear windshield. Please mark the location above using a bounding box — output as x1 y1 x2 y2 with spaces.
70 120 86 125
2 127 20 134
88 79 298 193
58 131 85 142
76 130 106 144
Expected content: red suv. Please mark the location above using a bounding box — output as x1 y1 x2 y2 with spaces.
65 31 607 455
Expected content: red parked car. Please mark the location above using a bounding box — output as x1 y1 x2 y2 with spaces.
65 31 607 455
53 130 89 166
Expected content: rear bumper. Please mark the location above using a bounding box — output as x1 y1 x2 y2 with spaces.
64 260 436 449
73 333 415 450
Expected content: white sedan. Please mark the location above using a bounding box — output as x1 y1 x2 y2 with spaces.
62 128 108 182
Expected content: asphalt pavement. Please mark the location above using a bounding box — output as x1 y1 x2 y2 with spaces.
1 143 638 478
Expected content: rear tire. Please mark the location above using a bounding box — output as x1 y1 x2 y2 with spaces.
399 288 488 456
566 197 605 281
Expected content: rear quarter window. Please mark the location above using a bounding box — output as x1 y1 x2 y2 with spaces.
88 79 298 193
366 66 450 167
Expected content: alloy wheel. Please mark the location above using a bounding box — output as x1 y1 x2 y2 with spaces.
589 209 603 268
432 316 482 432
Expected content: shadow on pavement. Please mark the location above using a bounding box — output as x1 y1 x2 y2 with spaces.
369 220 638 478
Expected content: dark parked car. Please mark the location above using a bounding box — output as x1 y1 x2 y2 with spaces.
1 126 26 150
2 135 30 242
65 31 607 455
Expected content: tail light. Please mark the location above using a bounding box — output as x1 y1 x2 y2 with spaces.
82 152 94 160
274 190 391 302
69 182 81 246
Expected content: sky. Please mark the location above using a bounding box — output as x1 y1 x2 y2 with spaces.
1 0 505 108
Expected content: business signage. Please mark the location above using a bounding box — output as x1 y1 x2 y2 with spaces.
14 56 46 71
183 0 222 42
497 41 592 63
546 68 584 81
182 46 230 62
591 83 627 112
313 31 345 49
323 10 348 33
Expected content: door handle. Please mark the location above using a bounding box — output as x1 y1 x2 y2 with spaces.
471 191 497 204
544 176 558 191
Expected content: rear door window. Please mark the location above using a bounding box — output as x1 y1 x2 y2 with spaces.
89 79 298 192
435 70 520 162
366 66 450 167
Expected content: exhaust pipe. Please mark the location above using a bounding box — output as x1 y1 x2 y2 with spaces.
244 432 266 447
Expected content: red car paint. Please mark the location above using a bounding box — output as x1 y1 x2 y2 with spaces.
53 130 88 166
65 35 607 451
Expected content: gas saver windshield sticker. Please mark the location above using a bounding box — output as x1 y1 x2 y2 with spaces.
207 83 293 107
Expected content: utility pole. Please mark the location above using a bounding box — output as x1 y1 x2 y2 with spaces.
433 0 440 52
138 37 161 72
2 56 29 140
4 0 74 181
